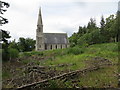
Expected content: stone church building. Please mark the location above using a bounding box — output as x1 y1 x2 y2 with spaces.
36 8 69 51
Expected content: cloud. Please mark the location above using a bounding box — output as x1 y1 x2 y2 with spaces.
2 0 119 41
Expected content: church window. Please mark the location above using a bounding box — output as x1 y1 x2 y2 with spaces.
56 45 57 49
45 44 47 50
61 45 62 49
50 45 52 49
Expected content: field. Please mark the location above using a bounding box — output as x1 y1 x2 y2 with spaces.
2 42 118 88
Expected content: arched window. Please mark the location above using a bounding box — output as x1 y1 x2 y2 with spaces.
50 45 52 50
56 45 57 49
61 45 62 49
45 44 47 50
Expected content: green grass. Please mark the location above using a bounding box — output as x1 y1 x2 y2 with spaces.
3 42 118 88
19 42 118 72
2 70 11 79
38 42 118 87
78 65 118 88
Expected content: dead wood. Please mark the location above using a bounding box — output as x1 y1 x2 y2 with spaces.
16 66 99 89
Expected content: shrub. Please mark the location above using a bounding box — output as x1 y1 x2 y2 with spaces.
8 48 19 59
67 47 84 55
2 49 10 61
23 52 32 57
31 51 44 56
22 51 44 57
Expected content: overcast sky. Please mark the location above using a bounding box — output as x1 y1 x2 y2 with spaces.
2 0 119 41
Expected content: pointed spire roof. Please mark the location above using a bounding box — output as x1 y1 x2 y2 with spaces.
37 7 43 25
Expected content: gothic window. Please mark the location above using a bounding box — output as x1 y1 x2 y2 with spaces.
50 45 52 50
45 44 47 50
56 45 57 49
61 45 62 49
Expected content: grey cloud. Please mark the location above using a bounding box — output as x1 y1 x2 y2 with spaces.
3 0 118 41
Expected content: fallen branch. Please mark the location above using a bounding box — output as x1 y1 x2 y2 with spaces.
16 66 99 89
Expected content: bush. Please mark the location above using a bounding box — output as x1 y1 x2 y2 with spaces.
8 48 19 59
31 51 44 56
23 52 32 57
67 47 84 55
22 51 44 57
2 49 10 61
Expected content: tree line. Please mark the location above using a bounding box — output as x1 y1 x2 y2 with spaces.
69 12 120 47
0 1 36 61
1 1 119 61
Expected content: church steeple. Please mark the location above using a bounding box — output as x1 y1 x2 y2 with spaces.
37 7 43 26
36 7 44 51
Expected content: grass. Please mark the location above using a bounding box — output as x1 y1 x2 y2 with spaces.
39 42 118 87
19 42 118 72
78 65 118 88
2 42 118 88
2 70 11 79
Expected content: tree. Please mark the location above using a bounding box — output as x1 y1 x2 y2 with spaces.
18 37 36 52
99 15 108 43
0 1 10 25
8 39 19 50
0 1 11 61
105 15 116 42
78 26 87 36
0 1 10 43
69 33 78 47
69 14 118 47
87 18 97 33
100 15 105 34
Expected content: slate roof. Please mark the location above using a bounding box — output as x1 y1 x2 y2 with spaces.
44 33 69 44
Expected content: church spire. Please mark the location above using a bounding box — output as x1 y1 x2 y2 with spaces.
37 7 43 25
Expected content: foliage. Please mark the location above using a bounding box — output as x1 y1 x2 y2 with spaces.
18 37 35 52
69 14 118 47
21 51 44 57
87 18 98 33
48 80 60 88
2 49 10 61
66 46 84 55
8 48 19 59
0 1 10 25
69 33 78 47
8 40 19 50
39 42 118 70
3 42 118 88
0 1 11 61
